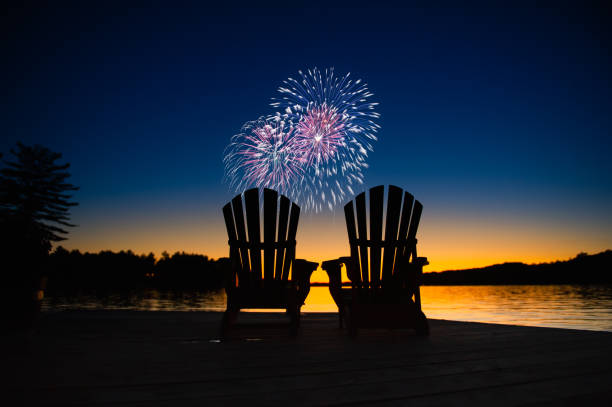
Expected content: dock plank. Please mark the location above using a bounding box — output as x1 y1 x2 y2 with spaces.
5 311 612 406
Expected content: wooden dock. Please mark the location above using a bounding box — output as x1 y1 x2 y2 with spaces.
5 311 612 406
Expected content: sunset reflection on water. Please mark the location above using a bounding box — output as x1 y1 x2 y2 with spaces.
43 285 612 332
417 284 612 331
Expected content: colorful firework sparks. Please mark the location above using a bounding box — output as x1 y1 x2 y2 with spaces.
223 117 303 195
293 103 345 167
270 67 380 212
224 67 379 213
271 67 380 152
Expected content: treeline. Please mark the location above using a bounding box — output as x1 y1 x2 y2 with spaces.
45 248 612 290
46 247 230 291
421 250 612 285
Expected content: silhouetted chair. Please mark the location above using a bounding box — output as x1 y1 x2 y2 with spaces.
322 185 429 336
221 188 318 337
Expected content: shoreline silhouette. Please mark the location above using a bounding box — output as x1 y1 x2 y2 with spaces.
44 248 612 292
420 250 612 285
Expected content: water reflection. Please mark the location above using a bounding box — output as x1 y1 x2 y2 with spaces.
43 289 226 312
419 285 612 332
42 285 612 332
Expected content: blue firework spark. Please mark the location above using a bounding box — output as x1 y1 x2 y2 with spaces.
223 117 303 196
224 67 380 213
270 67 380 212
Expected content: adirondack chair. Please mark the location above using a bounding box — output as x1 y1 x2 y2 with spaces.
221 188 318 337
322 185 429 336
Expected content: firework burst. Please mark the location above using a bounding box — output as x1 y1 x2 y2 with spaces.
224 67 380 213
293 103 345 167
270 67 380 212
223 117 303 195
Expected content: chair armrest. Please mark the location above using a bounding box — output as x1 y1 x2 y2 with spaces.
321 258 344 287
415 257 429 267
321 257 354 309
409 257 429 291
293 259 318 306
413 257 428 279
322 256 356 285
395 256 429 287
322 256 360 284
293 259 318 284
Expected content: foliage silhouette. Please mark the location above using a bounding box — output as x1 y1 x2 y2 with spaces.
1 143 78 325
1 142 78 251
46 247 229 292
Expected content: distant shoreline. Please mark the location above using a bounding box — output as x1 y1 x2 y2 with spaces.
312 250 612 286
46 248 611 290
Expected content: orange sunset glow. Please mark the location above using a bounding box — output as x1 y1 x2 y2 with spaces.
61 203 612 283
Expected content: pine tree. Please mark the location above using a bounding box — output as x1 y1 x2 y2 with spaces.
0 142 78 258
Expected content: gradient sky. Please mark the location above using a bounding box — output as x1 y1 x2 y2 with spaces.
2 2 611 281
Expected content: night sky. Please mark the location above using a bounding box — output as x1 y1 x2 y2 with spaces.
3 2 611 279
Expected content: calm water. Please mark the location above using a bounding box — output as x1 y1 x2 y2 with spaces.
42 285 612 332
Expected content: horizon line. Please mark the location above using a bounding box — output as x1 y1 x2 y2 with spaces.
51 246 610 273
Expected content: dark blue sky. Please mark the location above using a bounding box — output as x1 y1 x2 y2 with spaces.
2 2 611 269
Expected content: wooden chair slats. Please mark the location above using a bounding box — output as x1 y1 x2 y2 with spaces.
231 194 251 285
344 187 423 287
369 185 384 288
222 203 236 241
406 200 423 259
222 188 318 338
275 195 290 280
393 191 414 277
408 200 422 240
381 185 403 282
355 192 369 288
244 188 262 282
263 188 278 282
344 201 361 287
282 202 300 281
222 203 240 286
323 185 429 336
226 189 301 285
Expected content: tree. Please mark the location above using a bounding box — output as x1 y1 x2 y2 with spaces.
0 142 78 264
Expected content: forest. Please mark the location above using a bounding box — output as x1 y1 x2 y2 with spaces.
46 247 229 292
44 248 612 293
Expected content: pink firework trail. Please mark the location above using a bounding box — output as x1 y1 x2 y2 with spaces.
223 118 303 195
294 103 346 167
224 67 380 213
270 67 380 212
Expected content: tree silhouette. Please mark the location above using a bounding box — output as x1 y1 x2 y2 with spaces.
1 142 78 256
1 142 78 319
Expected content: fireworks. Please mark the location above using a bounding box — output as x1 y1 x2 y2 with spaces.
224 67 380 212
271 67 380 154
293 103 345 167
223 118 303 195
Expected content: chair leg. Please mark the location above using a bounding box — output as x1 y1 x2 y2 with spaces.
289 306 300 336
416 311 429 336
220 309 239 339
339 304 350 329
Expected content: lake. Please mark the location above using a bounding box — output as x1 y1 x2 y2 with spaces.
42 285 612 332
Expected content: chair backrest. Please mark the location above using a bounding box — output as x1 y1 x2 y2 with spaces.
344 185 423 289
223 188 300 288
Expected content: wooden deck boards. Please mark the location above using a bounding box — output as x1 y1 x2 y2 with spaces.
5 311 612 406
